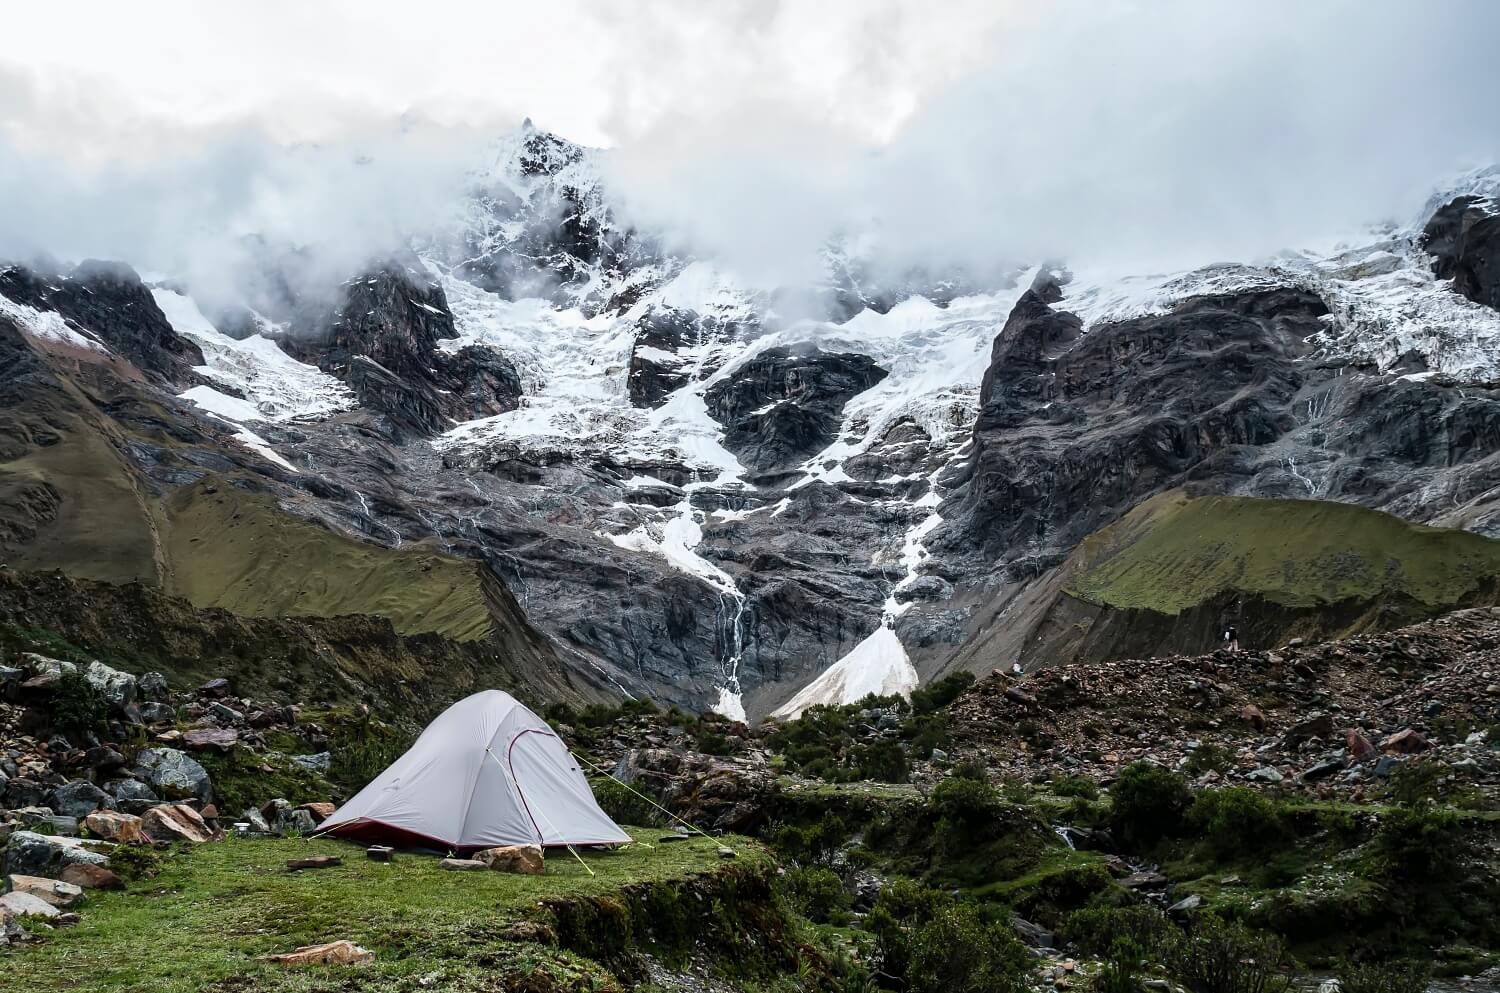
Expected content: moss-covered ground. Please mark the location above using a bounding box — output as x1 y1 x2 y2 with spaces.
0 831 784 993
1069 490 1500 613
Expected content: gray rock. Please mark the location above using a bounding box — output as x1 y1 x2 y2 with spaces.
2 831 110 878
1300 757 1347 783
207 703 244 725
138 702 177 724
1169 894 1203 915
83 660 137 711
2 779 47 810
134 748 212 803
0 890 60 919
19 653 76 678
290 752 331 775
137 672 169 700
47 781 116 820
108 778 158 803
240 808 272 834
1246 766 1285 783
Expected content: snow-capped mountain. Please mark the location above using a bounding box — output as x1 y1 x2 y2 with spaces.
4 123 1500 719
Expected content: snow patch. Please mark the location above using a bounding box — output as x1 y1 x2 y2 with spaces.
770 625 918 720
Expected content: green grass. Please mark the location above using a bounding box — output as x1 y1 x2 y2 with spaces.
1068 490 1500 613
163 483 494 642
0 831 766 993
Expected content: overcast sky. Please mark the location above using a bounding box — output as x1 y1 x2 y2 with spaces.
3 1 1498 287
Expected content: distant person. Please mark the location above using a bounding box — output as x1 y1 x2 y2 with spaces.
1223 624 1239 652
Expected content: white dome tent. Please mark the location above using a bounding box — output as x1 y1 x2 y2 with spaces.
317 690 631 852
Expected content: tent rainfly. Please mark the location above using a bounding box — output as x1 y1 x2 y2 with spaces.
318 690 631 851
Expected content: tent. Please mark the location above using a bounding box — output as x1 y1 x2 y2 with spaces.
318 690 631 851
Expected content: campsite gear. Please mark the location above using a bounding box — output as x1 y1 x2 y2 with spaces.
317 690 630 851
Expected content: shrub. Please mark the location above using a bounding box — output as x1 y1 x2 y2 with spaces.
1094 939 1147 993
591 776 663 828
1336 959 1430 993
1061 904 1173 957
931 775 1004 853
768 811 848 867
867 880 1030 993
108 844 164 881
1166 914 1293 993
1053 774 1100 800
1186 743 1236 776
52 672 108 736
778 866 851 924
1110 762 1191 850
1373 802 1464 882
1187 788 1286 859
910 671 975 714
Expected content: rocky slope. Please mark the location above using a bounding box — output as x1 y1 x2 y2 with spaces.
3 124 1500 718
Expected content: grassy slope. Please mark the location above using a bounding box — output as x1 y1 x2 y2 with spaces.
1067 491 1500 614
163 483 492 642
0 833 763 993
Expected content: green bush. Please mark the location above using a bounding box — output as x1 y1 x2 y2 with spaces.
1061 904 1173 957
931 775 1004 853
1336 959 1430 993
1110 762 1191 850
1053 774 1100 800
1186 743 1236 776
1187 788 1286 859
1373 802 1464 882
778 866 851 924
1094 938 1147 993
910 671 975 714
867 880 1030 993
1166 914 1293 993
107 844 164 881
591 776 664 828
52 671 108 736
768 811 848 867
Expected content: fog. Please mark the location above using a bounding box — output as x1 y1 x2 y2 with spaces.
1 0 1497 304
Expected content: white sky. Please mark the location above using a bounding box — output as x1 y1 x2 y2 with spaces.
2 1 1498 288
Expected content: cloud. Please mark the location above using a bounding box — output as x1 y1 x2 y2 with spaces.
0 0 1496 304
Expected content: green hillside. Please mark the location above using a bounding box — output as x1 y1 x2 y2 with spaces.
1068 491 1500 614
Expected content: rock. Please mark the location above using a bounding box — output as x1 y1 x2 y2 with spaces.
290 752 331 774
658 834 691 843
134 748 212 803
20 653 76 678
0 890 60 919
1380 729 1429 754
929 748 949 762
1372 756 1404 779
2 778 46 810
83 660 137 711
258 939 374 966
1168 894 1203 915
1239 704 1267 731
198 678 232 699
59 863 124 890
181 728 238 752
138 702 177 724
1013 915 1056 949
1283 712 1335 747
1 831 109 878
207 703 244 725
1246 766 1285 784
1120 870 1168 889
1300 758 1346 783
286 856 342 870
137 672 169 700
4 873 84 908
82 810 147 844
84 746 127 772
439 858 487 871
49 781 115 819
297 802 336 823
241 808 273 835
1345 729 1376 760
717 846 737 859
108 779 159 816
141 803 215 843
474 844 544 875
366 846 394 862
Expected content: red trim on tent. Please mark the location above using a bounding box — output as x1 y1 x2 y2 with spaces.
320 815 623 852
506 727 557 842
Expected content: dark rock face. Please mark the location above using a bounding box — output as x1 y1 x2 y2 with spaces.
940 287 1323 570
284 261 522 439
627 309 698 407
1423 195 1500 310
705 347 888 471
0 261 204 383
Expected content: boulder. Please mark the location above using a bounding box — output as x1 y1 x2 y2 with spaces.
59 863 124 890
1169 894 1203 915
181 728 238 752
1283 712 1335 747
82 810 148 844
2 831 110 878
207 703 244 725
49 781 115 820
240 808 273 835
2 778 47 810
1300 758 1346 783
290 752 331 775
1345 729 1376 760
137 672 169 700
297 802 336 823
0 890 60 919
141 803 215 844
258 939 374 966
108 779 159 816
474 844 544 875
83 661 137 711
84 746 128 772
19 653 76 678
286 856 342 870
1381 729 1429 754
198 678 232 699
134 748 212 803
1238 704 1267 731
4 873 84 908
138 702 177 724
1246 766 1285 784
